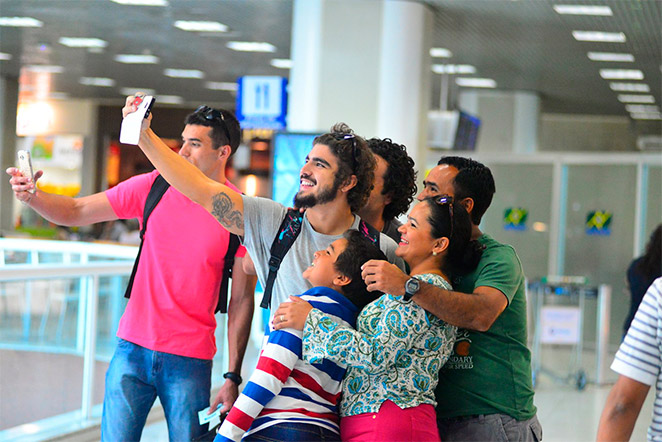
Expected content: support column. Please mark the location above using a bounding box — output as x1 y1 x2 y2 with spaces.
288 0 432 169
0 76 19 233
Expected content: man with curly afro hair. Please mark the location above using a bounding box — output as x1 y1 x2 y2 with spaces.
357 138 417 243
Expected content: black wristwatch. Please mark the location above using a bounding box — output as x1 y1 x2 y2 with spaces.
403 278 420 301
223 371 243 386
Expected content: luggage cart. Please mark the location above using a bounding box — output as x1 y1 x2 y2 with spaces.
528 276 611 391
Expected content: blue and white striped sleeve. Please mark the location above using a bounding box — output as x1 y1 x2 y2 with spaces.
611 278 662 386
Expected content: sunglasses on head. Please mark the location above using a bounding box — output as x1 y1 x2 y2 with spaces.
195 105 231 145
332 133 359 172
434 195 454 239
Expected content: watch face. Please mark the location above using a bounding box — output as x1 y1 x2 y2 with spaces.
405 278 420 300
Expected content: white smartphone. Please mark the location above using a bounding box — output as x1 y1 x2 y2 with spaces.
17 150 36 194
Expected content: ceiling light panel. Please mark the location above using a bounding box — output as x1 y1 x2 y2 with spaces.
630 113 662 120
24 65 64 73
205 81 238 91
587 52 634 62
164 69 204 78
80 77 116 87
617 94 655 103
270 59 292 69
111 0 168 5
610 83 650 92
553 5 613 16
430 48 452 58
599 69 644 80
456 78 497 88
59 37 108 48
174 21 228 32
156 95 184 104
226 41 276 52
0 52 12 60
432 64 476 74
572 31 626 43
0 17 43 27
115 54 159 64
625 104 660 113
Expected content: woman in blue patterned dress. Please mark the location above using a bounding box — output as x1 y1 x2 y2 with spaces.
274 196 482 441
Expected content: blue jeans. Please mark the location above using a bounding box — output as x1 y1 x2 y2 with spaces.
101 339 212 442
216 423 339 442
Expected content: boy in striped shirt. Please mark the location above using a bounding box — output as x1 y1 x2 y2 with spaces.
597 277 662 441
216 230 387 442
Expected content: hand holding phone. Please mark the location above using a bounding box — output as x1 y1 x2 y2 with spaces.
120 95 155 145
17 150 36 194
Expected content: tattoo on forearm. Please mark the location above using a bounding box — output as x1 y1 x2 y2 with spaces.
211 192 243 230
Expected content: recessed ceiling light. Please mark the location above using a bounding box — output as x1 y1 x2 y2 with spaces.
174 20 228 32
572 31 626 43
164 68 204 79
456 78 497 88
587 52 634 62
610 83 650 92
59 37 108 48
157 95 184 104
599 69 644 80
48 92 70 100
80 77 116 87
24 65 64 73
205 81 238 91
270 59 292 69
625 104 660 113
227 41 276 53
0 52 11 60
111 0 168 5
618 94 655 104
114 54 160 64
553 5 612 16
430 48 452 58
0 17 43 27
432 64 476 75
120 87 156 96
630 113 662 120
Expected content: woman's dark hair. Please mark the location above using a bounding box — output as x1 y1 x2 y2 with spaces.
636 224 662 278
423 197 483 276
367 138 417 221
334 230 387 310
313 123 375 212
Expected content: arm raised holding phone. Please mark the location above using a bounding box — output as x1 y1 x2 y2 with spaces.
123 95 245 236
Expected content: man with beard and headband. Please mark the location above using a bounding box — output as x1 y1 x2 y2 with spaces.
122 95 405 316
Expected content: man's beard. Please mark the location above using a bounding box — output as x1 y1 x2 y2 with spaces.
293 175 343 209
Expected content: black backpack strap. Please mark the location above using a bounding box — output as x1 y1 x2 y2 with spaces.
260 208 304 309
216 233 241 313
358 218 380 249
124 174 170 299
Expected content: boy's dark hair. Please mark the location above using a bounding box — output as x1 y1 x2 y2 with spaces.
334 230 386 310
185 107 241 155
437 156 495 225
367 138 417 221
313 123 375 212
424 197 483 276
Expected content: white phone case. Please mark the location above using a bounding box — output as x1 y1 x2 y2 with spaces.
17 150 36 194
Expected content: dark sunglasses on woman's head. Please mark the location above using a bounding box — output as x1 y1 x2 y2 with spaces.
194 105 231 144
434 195 454 239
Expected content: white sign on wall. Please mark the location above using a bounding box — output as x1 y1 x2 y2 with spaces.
540 306 581 344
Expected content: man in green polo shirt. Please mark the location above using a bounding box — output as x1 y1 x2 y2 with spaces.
361 156 541 441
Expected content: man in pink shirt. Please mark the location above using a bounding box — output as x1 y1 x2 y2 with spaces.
7 106 257 441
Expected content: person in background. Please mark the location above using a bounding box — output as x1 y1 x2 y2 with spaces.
358 156 542 441
6 106 257 441
597 277 662 441
217 231 387 442
357 137 417 243
624 224 662 335
274 197 482 442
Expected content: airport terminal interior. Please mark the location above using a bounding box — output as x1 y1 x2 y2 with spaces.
0 0 661 441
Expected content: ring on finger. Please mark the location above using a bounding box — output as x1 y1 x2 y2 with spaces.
280 315 285 322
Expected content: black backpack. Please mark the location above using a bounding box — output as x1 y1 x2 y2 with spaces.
123 174 241 314
259 208 380 309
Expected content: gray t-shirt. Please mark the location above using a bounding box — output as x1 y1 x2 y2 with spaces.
242 195 405 313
